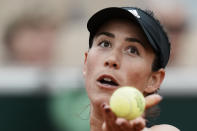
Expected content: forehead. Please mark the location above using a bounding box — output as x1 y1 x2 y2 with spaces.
95 19 153 49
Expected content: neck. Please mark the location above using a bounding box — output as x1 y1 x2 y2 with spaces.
90 104 104 131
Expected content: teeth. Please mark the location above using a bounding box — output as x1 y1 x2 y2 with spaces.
104 78 112 82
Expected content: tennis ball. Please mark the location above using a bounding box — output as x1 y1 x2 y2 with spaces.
109 86 145 120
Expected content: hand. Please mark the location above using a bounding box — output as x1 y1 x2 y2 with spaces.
101 94 162 131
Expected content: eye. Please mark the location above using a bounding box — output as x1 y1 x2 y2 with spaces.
98 41 111 48
126 46 139 55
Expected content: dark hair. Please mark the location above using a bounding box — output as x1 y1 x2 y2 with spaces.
143 9 167 72
88 9 167 72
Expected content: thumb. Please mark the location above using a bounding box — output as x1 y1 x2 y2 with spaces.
145 94 162 109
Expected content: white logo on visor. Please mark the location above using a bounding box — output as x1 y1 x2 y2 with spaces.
128 9 140 18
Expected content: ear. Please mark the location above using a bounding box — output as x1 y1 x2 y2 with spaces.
144 69 165 94
83 52 88 77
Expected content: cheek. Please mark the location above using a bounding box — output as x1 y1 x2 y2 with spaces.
122 61 152 91
84 49 101 94
85 51 99 76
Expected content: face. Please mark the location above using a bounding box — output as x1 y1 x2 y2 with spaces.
10 26 56 66
83 19 164 108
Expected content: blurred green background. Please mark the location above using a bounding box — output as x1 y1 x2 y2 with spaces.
0 88 196 131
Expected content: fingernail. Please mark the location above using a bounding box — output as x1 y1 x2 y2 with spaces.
116 118 125 126
155 94 163 100
101 103 106 108
105 108 111 113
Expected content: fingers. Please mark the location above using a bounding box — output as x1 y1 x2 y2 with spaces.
116 118 131 130
101 94 162 131
129 117 146 131
145 94 162 109
102 103 116 122
101 103 117 130
101 103 146 131
116 117 146 131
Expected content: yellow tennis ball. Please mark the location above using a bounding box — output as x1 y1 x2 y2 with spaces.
110 86 145 120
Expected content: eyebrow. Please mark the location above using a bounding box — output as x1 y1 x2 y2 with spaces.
95 31 145 47
95 32 115 38
125 37 145 47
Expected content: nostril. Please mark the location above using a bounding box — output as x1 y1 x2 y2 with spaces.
113 64 117 68
104 60 119 69
105 61 109 66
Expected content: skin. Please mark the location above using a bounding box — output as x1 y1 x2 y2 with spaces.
8 25 56 66
83 19 179 131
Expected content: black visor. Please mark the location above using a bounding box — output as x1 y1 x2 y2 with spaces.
87 7 170 68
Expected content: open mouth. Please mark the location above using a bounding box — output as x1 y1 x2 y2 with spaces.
97 75 119 87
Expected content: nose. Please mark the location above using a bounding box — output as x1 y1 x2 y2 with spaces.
104 53 120 69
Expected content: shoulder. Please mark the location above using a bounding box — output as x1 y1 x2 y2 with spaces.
149 124 180 131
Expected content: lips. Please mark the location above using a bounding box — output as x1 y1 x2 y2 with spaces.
97 74 119 89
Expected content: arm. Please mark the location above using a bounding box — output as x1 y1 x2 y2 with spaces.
149 124 180 131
